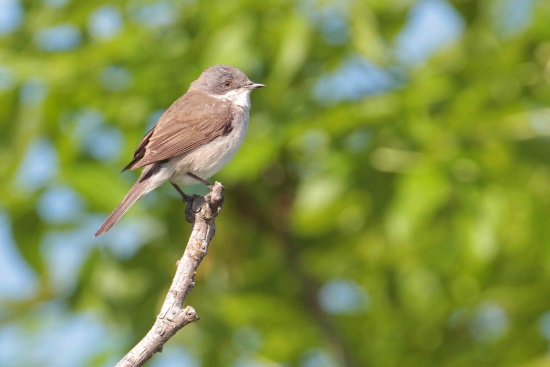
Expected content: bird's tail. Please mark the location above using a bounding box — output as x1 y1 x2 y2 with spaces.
95 164 164 237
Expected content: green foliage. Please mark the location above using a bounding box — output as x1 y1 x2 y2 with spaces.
2 0 550 366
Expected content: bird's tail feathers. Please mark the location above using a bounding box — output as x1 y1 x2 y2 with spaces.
95 164 164 236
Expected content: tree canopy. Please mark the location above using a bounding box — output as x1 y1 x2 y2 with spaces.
1 0 550 366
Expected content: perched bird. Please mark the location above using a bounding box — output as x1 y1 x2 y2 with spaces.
95 65 264 236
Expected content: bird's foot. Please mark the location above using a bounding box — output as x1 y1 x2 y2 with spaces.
171 182 192 203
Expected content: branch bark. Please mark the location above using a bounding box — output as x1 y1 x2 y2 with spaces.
115 182 225 367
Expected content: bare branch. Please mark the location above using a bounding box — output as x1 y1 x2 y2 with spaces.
115 182 225 367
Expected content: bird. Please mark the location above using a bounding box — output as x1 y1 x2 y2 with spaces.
94 65 264 236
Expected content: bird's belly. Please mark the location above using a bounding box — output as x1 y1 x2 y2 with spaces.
168 118 248 185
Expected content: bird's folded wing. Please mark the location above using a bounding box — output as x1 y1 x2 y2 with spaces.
123 91 234 171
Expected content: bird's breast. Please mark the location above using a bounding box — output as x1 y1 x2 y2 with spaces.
167 110 250 185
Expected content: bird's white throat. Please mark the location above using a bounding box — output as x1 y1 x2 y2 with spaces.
216 88 252 108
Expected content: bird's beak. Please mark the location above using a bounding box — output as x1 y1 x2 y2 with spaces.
245 83 265 89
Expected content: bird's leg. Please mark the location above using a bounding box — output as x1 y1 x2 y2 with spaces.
170 182 191 203
186 173 213 189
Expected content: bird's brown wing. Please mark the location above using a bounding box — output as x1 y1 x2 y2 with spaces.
121 127 155 172
122 90 234 171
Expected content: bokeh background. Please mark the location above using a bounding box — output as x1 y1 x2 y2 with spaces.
1 0 550 366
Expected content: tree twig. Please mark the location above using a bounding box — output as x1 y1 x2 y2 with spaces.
115 182 225 367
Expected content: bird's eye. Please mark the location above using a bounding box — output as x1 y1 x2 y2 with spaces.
224 80 231 87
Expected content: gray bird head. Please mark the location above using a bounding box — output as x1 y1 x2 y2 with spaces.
190 65 265 97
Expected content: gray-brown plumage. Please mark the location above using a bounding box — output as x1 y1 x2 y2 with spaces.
95 65 264 236
122 91 235 171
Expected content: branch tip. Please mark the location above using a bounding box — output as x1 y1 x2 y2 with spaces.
115 184 223 367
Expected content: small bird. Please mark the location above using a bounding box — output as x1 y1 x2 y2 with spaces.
95 65 264 236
